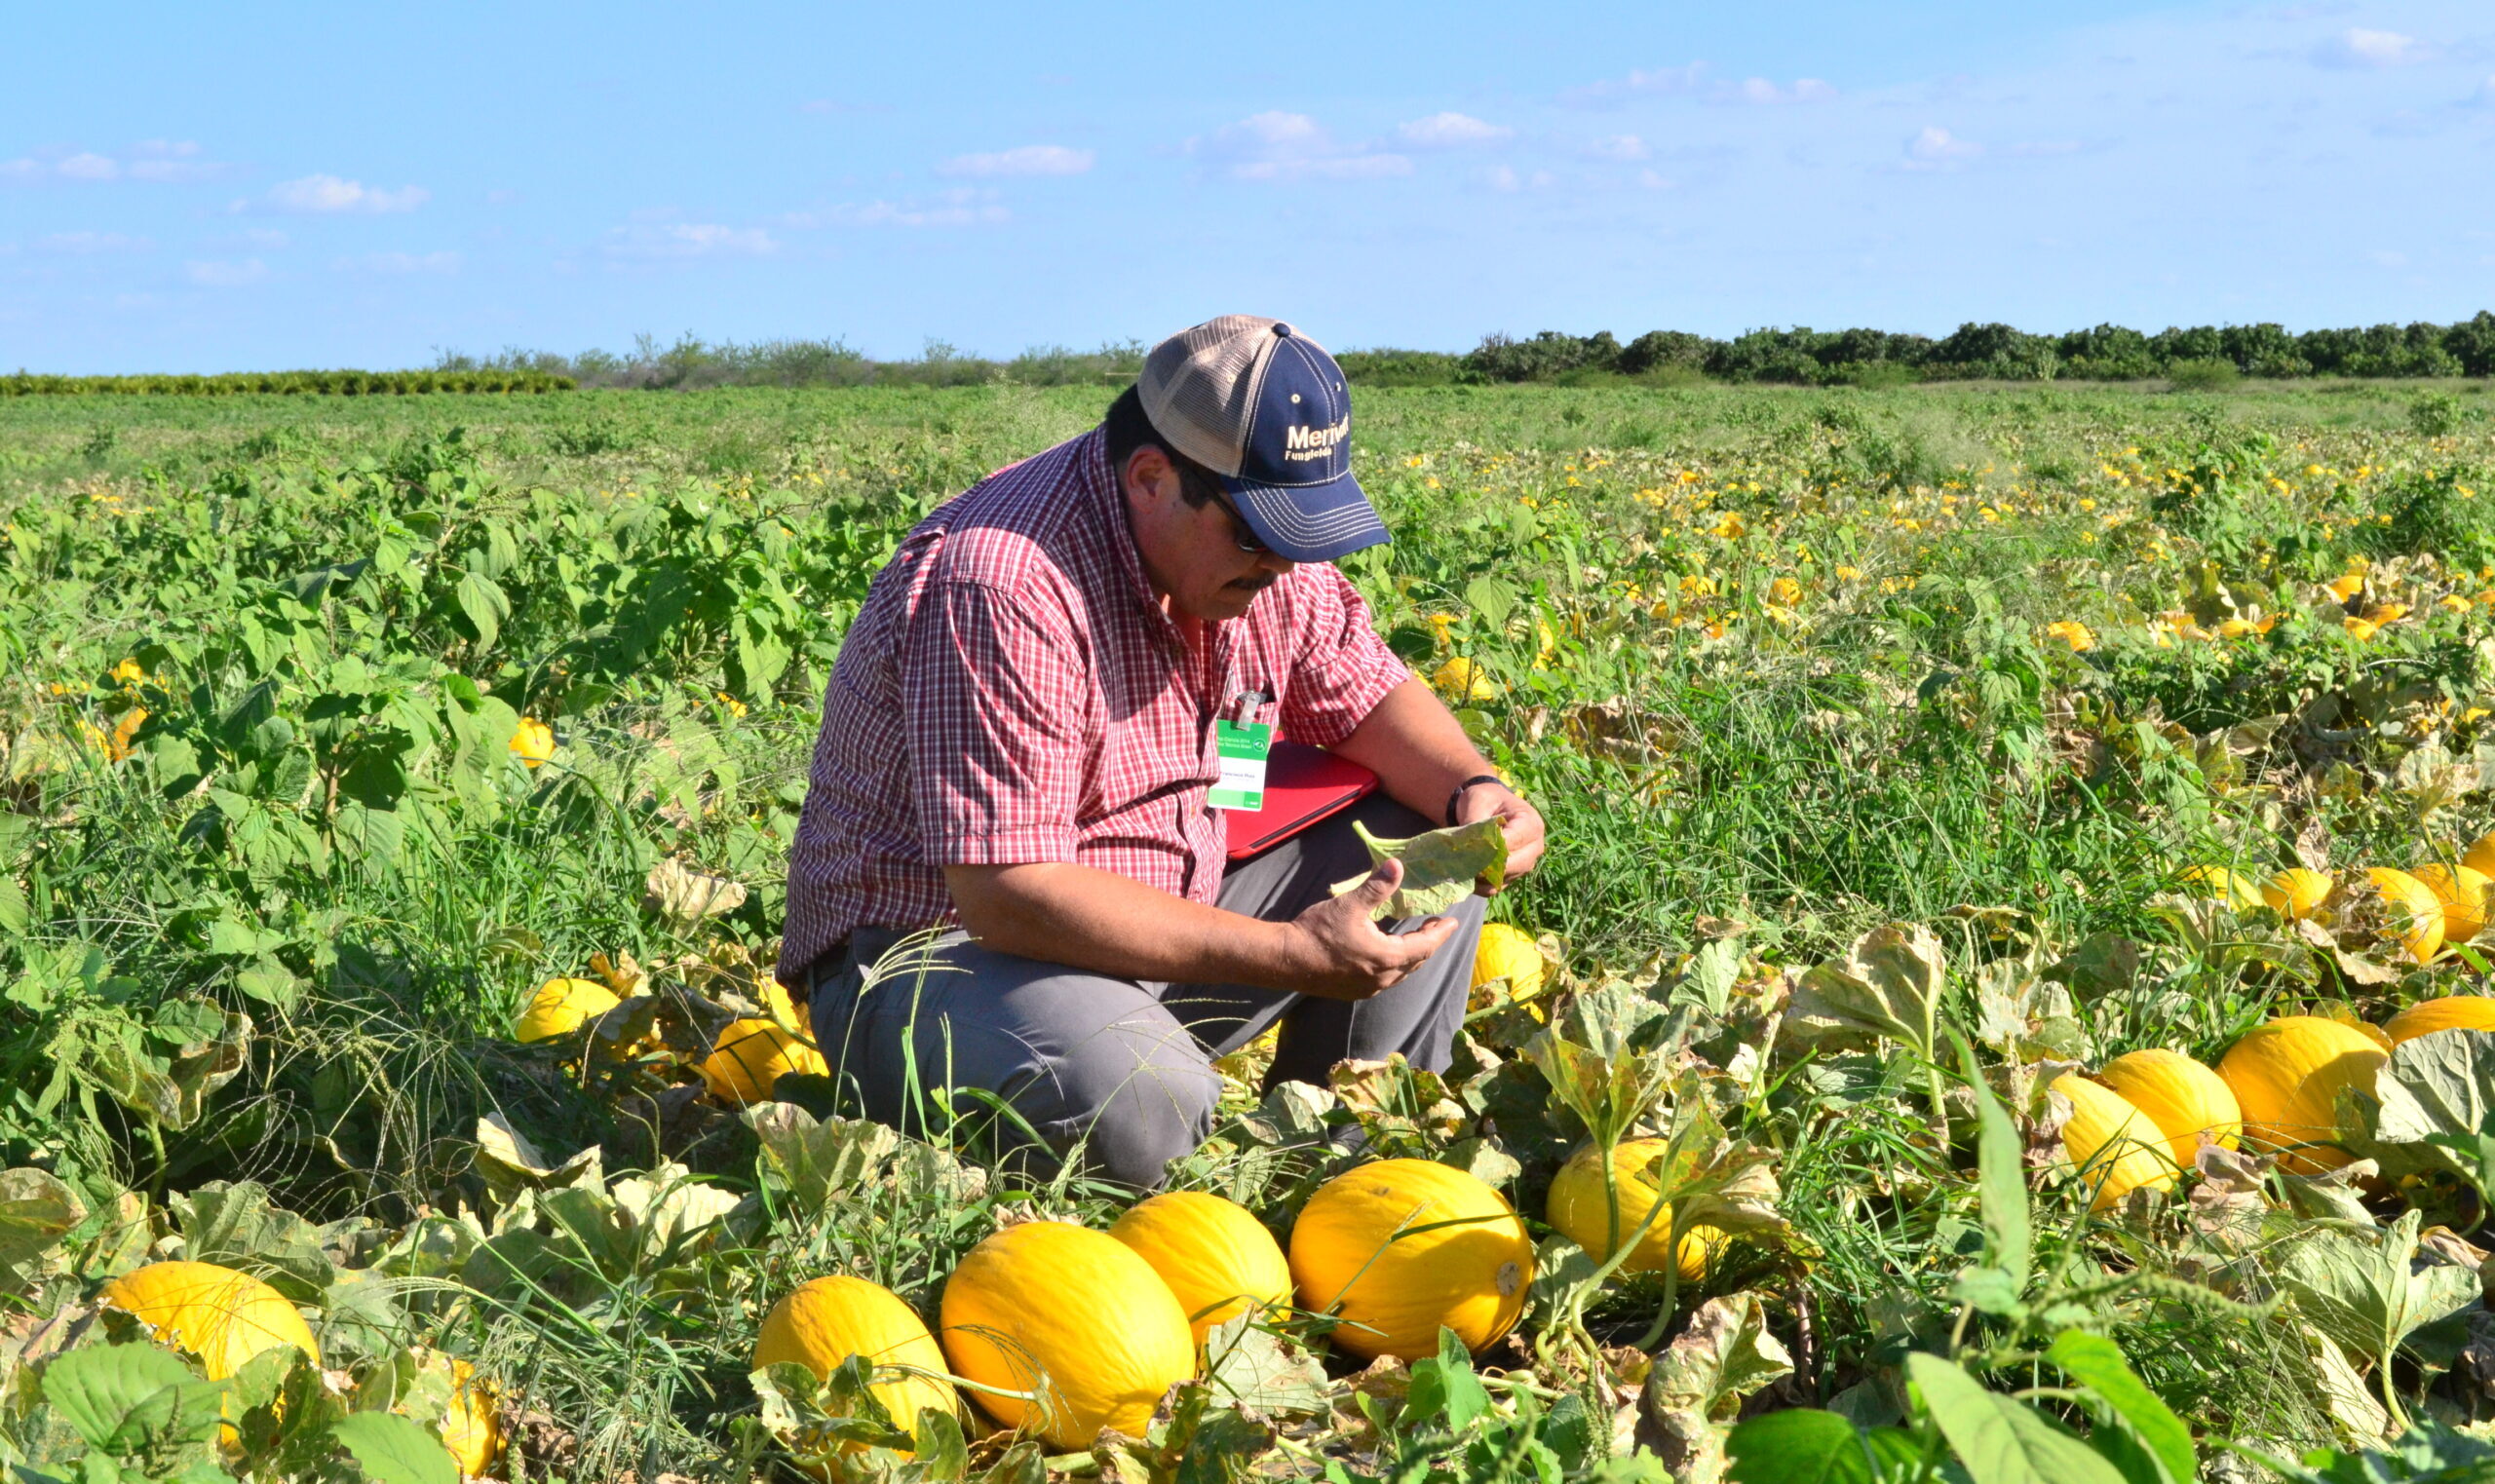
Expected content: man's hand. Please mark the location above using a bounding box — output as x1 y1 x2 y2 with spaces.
1456 783 1547 890
1281 857 1463 1001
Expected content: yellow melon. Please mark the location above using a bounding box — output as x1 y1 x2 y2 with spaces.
1470 923 1546 1003
2463 829 2495 882
2384 995 2495 1045
698 1019 828 1105
755 1275 957 1453
99 1261 319 1380
514 976 620 1044
2261 868 2333 922
940 1222 1193 1449
2216 1016 2388 1174
508 717 556 769
2092 1050 2241 1169
2051 1075 2175 1210
1288 1159 1532 1362
2177 865 2265 911
1108 1192 1292 1344
1545 1140 1721 1281
2413 864 2492 946
2362 867 2446 964
1430 657 1497 703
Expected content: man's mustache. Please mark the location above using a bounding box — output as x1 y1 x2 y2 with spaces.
1226 572 1280 593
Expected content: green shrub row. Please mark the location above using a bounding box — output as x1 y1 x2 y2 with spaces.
0 369 575 397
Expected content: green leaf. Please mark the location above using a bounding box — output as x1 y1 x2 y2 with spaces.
1958 1035 2031 1298
1907 1352 2128 1484
1329 818 1508 920
454 571 507 653
2047 1331 2195 1484
2358 1029 2495 1182
1203 1313 1329 1417
328 1409 460 1484
1403 1326 1488 1432
1726 1409 1873 1484
2278 1209 2479 1386
41 1343 226 1453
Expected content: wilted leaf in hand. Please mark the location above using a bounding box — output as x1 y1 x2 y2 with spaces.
1328 818 1507 920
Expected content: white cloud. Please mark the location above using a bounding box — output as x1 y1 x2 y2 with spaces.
2314 27 2429 68
1396 112 1514 148
56 153 119 181
602 221 780 257
790 188 1012 229
0 159 39 184
1186 111 1411 182
2370 248 2410 269
937 144 1094 177
220 227 290 249
1723 77 1837 104
1559 62 1707 107
35 231 150 254
341 250 461 274
1482 165 1554 192
1582 134 1650 162
264 174 429 213
1639 169 1672 189
0 143 229 185
184 258 267 287
1906 126 1982 163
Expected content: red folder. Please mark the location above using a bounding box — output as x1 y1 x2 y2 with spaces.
1223 740 1380 860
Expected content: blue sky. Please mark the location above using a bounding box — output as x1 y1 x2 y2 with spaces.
4 1 2492 372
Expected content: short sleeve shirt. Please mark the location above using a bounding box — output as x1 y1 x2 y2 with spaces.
780 427 1410 979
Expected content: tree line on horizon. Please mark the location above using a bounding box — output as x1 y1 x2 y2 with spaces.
12 314 2494 394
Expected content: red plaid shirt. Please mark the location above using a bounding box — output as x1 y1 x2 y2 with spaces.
780 427 1411 980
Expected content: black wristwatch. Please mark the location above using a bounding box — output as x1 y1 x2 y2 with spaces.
1445 774 1511 826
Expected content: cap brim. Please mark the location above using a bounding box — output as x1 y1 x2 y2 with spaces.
1224 469 1391 563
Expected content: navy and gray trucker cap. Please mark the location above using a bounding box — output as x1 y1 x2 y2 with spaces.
1136 315 1389 563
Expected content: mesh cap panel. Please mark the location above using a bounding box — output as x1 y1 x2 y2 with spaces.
1138 315 1317 476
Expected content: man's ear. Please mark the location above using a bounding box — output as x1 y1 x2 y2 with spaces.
1122 443 1175 507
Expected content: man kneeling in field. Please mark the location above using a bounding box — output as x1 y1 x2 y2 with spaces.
778 315 1545 1190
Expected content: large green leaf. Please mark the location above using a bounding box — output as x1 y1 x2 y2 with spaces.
1906 1352 2128 1484
1726 1409 1873 1484
2278 1210 2479 1386
1328 818 1507 920
2046 1331 2195 1484
328 1409 459 1484
41 1343 226 1454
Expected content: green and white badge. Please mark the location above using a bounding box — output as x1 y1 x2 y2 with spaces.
1208 719 1273 811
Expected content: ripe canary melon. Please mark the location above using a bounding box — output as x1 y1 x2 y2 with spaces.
2463 829 2495 882
2412 863 2492 945
99 1260 319 1380
2092 1049 2240 1169
2216 1016 2388 1174
2261 868 2333 922
1471 923 1546 1003
2177 864 2265 911
514 976 621 1044
1544 1139 1720 1282
508 717 556 769
1430 657 1497 703
698 1019 828 1105
1108 1192 1292 1343
2384 995 2495 1045
2051 1075 2175 1210
1288 1159 1532 1362
403 1350 500 1478
756 1275 958 1452
940 1221 1193 1449
2362 867 2446 964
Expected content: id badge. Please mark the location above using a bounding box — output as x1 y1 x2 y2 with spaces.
1208 719 1273 811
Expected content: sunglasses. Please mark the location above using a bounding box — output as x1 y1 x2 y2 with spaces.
1202 485 1271 555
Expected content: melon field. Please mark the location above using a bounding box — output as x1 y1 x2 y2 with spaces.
7 378 2495 1482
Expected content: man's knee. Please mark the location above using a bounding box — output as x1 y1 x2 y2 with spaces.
1045 1026 1222 1190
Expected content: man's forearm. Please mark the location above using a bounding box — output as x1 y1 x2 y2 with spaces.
1328 676 1498 824
945 860 1309 988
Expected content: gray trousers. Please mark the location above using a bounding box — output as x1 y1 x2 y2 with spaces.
801 794 1483 1191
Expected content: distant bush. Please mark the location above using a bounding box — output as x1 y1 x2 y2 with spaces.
2167 359 2242 392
